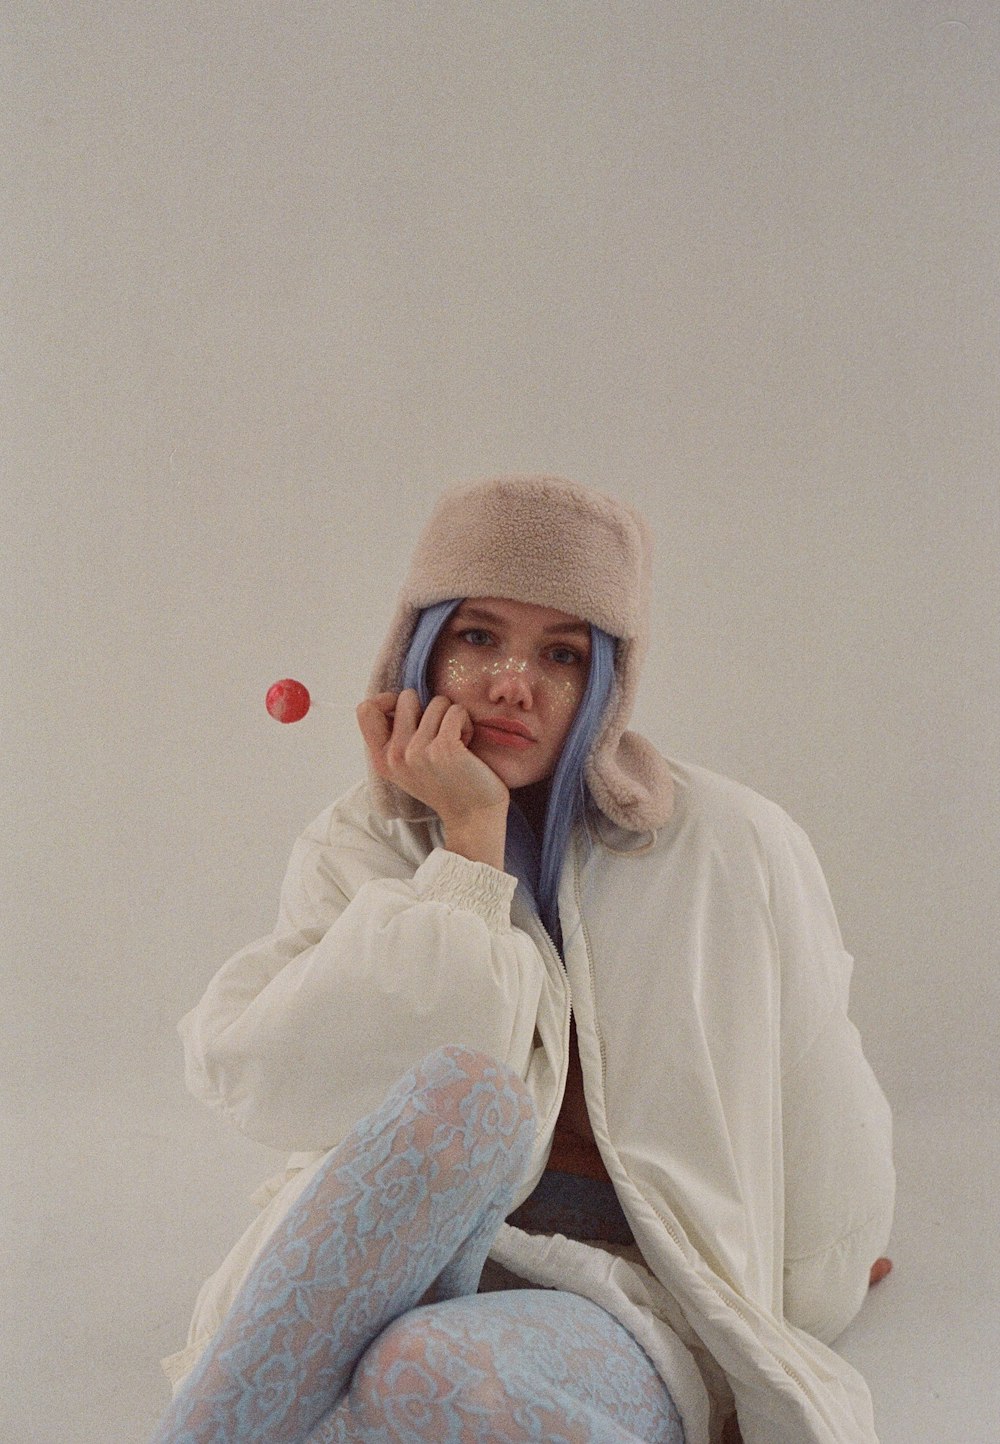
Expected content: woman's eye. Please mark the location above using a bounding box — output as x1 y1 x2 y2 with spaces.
550 647 582 666
461 629 493 646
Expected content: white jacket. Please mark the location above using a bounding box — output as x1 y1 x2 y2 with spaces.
167 757 895 1444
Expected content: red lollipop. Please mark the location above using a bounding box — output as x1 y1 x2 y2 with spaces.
266 678 312 723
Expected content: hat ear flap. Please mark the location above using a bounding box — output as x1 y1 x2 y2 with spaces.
581 634 674 832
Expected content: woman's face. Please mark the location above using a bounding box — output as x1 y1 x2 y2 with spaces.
428 596 592 792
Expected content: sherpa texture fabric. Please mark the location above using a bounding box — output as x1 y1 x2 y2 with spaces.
364 474 675 833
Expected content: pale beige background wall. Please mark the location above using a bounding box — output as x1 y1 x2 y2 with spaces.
4 4 998 1441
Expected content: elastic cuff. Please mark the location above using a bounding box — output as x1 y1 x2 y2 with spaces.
415 848 517 934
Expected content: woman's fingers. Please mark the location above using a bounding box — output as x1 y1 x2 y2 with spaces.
370 691 400 707
355 693 400 771
409 692 452 741
355 699 389 750
407 696 475 755
357 690 505 818
387 689 424 762
357 690 444 772
437 701 474 747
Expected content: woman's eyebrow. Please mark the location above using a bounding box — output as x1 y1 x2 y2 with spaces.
456 606 591 640
542 622 592 640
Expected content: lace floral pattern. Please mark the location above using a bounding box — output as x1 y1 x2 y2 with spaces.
315 1290 684 1442
152 1045 684 1444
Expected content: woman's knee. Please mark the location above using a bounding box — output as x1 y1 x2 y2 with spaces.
347 1306 505 1427
348 1313 422 1407
418 1043 530 1100
345 1296 680 1443
410 1045 536 1159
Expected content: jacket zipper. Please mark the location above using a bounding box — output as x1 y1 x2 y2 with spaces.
512 889 572 1144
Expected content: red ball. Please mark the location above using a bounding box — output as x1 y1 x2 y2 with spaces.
266 678 311 723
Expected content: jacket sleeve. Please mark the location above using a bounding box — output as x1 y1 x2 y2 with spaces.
178 798 556 1153
767 812 896 1345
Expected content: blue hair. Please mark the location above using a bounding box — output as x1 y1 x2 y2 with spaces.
400 597 617 952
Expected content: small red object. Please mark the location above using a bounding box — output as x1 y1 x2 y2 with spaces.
869 1257 893 1287
266 678 311 723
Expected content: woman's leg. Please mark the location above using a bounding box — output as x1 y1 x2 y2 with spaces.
152 1044 536 1444
311 1289 686 1444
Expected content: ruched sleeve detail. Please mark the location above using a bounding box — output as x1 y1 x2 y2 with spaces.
418 848 516 933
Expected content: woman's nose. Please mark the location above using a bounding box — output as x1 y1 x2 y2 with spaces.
487 659 535 706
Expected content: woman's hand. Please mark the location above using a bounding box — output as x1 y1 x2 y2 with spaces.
356 690 510 829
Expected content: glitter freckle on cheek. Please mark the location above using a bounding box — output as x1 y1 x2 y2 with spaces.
441 655 529 685
439 657 484 689
550 683 580 711
436 651 585 711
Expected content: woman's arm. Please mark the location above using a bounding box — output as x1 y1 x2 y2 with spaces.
179 798 562 1153
780 1006 895 1341
180 686 565 1153
766 813 896 1343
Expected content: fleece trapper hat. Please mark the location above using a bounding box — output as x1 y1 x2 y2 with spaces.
365 474 674 833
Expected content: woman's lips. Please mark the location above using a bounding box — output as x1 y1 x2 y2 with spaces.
475 724 535 749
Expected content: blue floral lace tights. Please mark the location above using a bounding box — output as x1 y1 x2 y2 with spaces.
153 1045 684 1443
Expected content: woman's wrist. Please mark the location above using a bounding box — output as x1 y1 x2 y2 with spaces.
441 805 509 872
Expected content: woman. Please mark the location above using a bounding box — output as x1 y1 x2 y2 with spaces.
156 475 894 1444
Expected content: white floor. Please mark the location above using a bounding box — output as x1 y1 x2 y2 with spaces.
5 1048 996 1444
